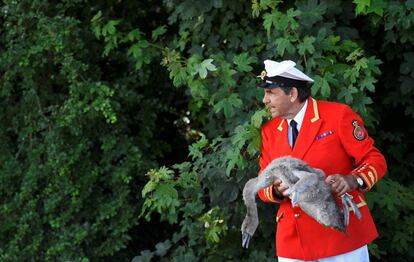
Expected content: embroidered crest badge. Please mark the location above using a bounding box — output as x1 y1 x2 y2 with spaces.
352 120 366 141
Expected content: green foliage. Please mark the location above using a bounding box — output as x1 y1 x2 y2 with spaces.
136 1 414 261
0 0 177 261
234 52 258 72
1 0 413 261
366 179 414 259
353 0 386 16
199 207 228 244
140 167 180 224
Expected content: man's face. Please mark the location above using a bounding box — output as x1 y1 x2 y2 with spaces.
262 87 294 119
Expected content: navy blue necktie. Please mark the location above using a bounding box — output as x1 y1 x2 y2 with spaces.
290 120 299 148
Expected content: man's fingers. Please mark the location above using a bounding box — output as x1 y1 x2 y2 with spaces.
273 179 288 191
273 178 282 186
326 174 359 196
335 184 346 194
325 175 335 184
277 184 289 192
282 190 290 197
272 179 289 196
326 174 342 185
338 184 350 196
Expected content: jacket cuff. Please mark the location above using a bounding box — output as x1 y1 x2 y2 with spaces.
352 163 379 192
263 185 285 203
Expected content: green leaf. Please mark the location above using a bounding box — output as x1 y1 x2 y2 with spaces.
311 75 322 96
344 68 359 83
285 8 301 31
91 11 102 24
91 11 103 39
338 85 358 104
232 124 249 149
199 207 228 244
141 167 175 197
132 250 154 262
367 0 385 16
353 0 371 15
312 75 330 98
346 48 364 62
125 29 141 42
102 20 121 36
298 36 316 55
263 10 282 36
217 62 237 87
259 0 282 11
362 96 373 105
195 58 217 79
213 93 243 118
152 25 167 40
275 38 295 56
320 77 331 97
141 183 180 223
400 76 414 95
188 79 208 99
127 40 151 70
246 126 262 156
355 57 369 71
155 240 172 257
251 109 269 128
360 76 376 92
234 52 257 72
188 135 208 160
251 0 261 17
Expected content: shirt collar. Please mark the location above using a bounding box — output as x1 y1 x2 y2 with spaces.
287 99 308 132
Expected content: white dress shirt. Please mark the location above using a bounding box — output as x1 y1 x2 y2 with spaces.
287 100 308 147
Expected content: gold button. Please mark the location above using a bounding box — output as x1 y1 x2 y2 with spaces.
294 213 300 218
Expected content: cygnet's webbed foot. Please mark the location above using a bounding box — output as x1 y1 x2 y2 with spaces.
241 232 252 248
341 193 362 227
341 194 350 226
345 193 362 220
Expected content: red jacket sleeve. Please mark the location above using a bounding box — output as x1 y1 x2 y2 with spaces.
338 105 387 191
257 126 283 203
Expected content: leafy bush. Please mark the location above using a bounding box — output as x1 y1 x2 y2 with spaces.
1 0 413 261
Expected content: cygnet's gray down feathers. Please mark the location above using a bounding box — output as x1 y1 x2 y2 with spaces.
241 156 361 248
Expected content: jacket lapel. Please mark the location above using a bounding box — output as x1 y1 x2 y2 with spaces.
292 98 322 159
274 119 293 155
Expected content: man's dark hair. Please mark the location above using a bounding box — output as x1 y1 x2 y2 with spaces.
279 85 310 103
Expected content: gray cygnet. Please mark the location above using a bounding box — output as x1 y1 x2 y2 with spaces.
241 156 361 248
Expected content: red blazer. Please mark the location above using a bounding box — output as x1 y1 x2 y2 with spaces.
258 97 387 260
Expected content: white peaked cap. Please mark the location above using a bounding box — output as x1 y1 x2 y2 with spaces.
264 60 314 83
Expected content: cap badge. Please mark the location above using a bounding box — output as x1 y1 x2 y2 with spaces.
352 120 366 141
258 70 267 80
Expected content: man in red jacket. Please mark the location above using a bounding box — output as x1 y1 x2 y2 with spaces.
257 60 387 261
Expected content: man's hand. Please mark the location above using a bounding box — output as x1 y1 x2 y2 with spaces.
325 174 359 196
273 178 289 198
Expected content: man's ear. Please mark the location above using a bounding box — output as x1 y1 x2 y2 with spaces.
290 87 298 102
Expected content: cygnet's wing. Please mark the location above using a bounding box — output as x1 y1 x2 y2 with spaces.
289 170 345 231
288 170 320 206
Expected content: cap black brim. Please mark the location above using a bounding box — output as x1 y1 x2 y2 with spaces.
258 76 308 89
258 81 278 89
